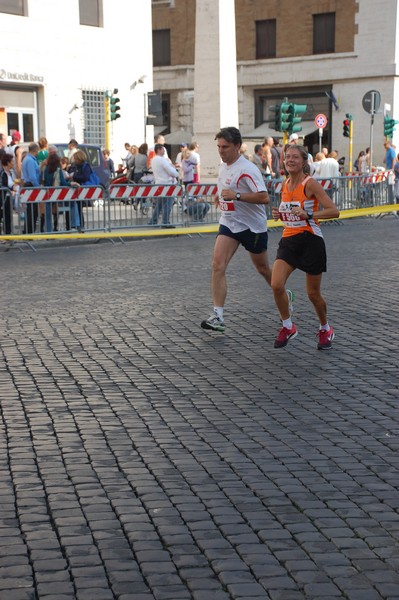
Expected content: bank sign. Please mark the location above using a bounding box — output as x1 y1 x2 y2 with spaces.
0 68 44 83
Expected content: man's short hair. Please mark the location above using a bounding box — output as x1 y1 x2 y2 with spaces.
29 142 39 153
215 126 242 146
254 144 262 154
154 143 164 153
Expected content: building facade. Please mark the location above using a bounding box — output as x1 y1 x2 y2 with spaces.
0 0 153 158
152 0 399 170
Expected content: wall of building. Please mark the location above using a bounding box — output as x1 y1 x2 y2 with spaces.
0 0 153 158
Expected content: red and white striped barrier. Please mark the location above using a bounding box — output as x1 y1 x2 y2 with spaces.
318 179 333 189
185 184 218 197
20 186 104 202
109 184 183 201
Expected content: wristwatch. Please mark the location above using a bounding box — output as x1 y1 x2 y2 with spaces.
236 193 241 201
306 210 313 220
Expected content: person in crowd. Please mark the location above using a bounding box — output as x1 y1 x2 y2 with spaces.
268 136 282 178
122 142 132 171
0 133 7 151
132 143 148 183
37 137 49 165
147 134 169 168
383 140 396 171
251 144 268 177
271 144 340 350
200 126 291 333
181 147 198 186
261 139 273 177
68 139 79 162
175 142 187 181
311 152 325 177
126 145 139 181
359 147 370 173
41 152 80 232
148 143 179 227
354 150 365 172
21 142 41 233
60 157 73 181
7 131 24 178
189 142 200 182
240 143 251 160
103 149 115 179
69 149 92 230
0 153 17 235
393 153 399 201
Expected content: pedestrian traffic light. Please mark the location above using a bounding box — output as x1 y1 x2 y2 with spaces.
288 103 307 133
280 102 291 132
269 104 281 131
343 118 350 137
110 88 121 121
384 116 398 138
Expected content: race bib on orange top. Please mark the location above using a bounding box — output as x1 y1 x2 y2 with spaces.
278 200 306 227
219 199 235 213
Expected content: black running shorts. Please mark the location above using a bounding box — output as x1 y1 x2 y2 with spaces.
276 231 327 274
218 224 268 254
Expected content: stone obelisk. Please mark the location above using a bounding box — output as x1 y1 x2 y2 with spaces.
193 0 239 181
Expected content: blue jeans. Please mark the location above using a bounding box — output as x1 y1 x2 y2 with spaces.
149 196 174 225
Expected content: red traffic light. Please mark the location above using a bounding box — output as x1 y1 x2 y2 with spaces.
343 119 349 126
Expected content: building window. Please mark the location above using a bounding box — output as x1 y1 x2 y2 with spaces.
313 13 335 54
79 0 102 27
0 0 25 16
256 20 276 59
153 29 171 66
82 90 106 147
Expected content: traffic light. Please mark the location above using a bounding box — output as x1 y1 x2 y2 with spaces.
280 102 291 132
384 116 399 138
342 113 352 138
110 88 121 121
269 104 281 131
288 103 307 133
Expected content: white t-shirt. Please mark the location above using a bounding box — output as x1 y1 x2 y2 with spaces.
151 155 178 184
218 155 268 233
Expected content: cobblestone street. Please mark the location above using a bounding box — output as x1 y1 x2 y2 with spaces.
0 216 398 600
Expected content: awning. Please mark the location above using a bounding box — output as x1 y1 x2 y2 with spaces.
163 130 193 145
154 126 168 136
242 122 319 139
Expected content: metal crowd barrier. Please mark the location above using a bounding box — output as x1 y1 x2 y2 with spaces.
1 173 396 240
265 172 395 213
18 185 106 234
184 184 218 225
108 183 184 228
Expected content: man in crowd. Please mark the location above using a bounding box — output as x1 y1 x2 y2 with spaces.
148 144 179 228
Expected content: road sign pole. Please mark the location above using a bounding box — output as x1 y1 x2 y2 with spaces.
319 128 323 153
369 92 376 172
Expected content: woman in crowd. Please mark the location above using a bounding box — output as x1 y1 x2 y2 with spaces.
69 149 91 229
42 152 79 232
271 144 340 350
0 152 17 234
37 137 49 165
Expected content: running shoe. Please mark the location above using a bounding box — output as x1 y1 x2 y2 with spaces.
317 326 335 350
201 315 225 332
274 323 297 348
286 289 295 317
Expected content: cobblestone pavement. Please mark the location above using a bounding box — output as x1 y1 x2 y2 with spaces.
0 216 398 600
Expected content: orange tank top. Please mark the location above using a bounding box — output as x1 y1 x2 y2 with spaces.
279 175 322 238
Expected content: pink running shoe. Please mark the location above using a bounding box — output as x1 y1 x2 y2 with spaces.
317 326 335 350
274 324 298 348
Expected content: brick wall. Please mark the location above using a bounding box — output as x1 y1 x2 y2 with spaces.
152 0 358 65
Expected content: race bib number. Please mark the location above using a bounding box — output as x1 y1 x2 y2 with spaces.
278 201 305 226
219 199 235 213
